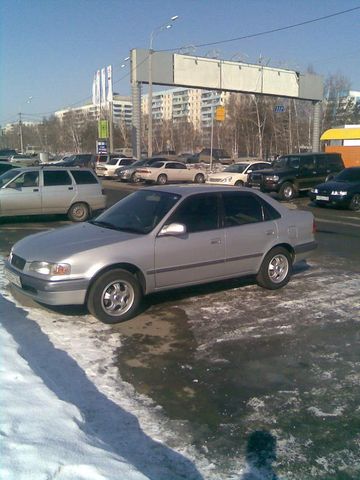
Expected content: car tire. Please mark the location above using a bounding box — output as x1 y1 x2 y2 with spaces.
256 246 292 290
349 193 360 211
194 173 205 183
87 268 142 323
234 180 244 186
279 182 297 201
157 174 167 185
67 202 90 222
130 172 137 183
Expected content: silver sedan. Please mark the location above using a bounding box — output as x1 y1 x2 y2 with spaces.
5 185 316 323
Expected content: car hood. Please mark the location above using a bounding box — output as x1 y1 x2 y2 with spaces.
12 222 143 262
315 180 355 191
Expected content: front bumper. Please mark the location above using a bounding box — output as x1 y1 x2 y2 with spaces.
309 192 351 207
4 261 89 306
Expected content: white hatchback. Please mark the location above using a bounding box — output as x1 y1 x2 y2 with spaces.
206 161 271 186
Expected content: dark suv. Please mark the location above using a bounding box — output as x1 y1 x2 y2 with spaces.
247 153 344 200
53 154 96 169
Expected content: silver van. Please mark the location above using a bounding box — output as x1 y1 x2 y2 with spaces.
0 166 106 221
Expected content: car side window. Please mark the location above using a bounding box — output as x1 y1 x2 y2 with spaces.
168 193 220 233
43 170 72 186
8 171 39 189
71 170 98 184
289 157 300 169
222 192 264 226
300 156 315 170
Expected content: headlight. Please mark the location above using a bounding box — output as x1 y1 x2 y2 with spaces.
29 261 71 276
311 188 318 194
331 190 347 196
265 175 279 182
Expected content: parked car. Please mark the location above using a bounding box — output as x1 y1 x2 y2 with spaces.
0 161 21 175
0 148 17 161
115 157 169 182
96 157 136 178
206 161 271 186
10 154 40 166
135 160 206 184
309 167 360 211
198 148 233 165
247 153 345 200
4 185 316 323
50 154 96 169
0 166 106 221
95 153 126 164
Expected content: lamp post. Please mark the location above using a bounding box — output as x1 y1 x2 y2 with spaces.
148 15 178 158
18 96 33 153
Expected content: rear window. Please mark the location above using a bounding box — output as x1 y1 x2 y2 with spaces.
71 170 99 184
43 170 72 186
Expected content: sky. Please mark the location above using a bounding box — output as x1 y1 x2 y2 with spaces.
1 0 360 126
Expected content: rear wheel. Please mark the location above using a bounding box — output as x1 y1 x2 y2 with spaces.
349 193 360 211
279 182 297 201
87 268 142 323
256 247 292 290
234 180 244 186
67 202 90 222
157 174 167 185
194 173 205 183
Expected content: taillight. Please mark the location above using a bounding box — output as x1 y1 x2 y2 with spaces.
313 219 317 233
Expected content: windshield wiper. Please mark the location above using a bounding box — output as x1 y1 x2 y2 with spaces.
88 220 119 230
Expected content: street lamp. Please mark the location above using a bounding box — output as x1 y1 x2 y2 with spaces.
19 96 33 154
148 15 178 157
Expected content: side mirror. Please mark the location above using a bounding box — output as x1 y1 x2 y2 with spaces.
158 222 187 237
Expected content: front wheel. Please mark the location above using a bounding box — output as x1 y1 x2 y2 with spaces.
234 180 244 186
87 269 142 323
256 247 292 290
279 182 297 201
349 193 360 211
67 202 90 222
194 173 205 183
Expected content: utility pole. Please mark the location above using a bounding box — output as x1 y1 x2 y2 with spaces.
109 101 114 153
19 112 24 153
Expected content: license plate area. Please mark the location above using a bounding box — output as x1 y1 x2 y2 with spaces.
5 269 22 288
316 195 329 201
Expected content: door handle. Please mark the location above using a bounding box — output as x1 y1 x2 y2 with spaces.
211 238 222 244
266 230 275 236
33 188 39 192
68 187 74 190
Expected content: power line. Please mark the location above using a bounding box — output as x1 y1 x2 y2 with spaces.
163 6 360 51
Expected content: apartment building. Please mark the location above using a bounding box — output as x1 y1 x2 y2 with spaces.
55 95 132 127
141 87 229 130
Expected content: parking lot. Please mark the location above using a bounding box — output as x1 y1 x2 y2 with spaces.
1 182 360 479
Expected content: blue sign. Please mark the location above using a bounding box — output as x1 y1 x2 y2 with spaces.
274 105 286 113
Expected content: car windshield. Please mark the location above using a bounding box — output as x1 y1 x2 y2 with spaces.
0 169 22 187
334 168 360 182
89 189 181 234
224 163 247 173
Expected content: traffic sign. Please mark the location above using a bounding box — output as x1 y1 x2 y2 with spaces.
215 105 225 121
274 105 286 113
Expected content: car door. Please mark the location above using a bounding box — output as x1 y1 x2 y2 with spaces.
165 162 191 182
221 191 279 275
154 193 225 288
0 170 42 215
297 156 316 190
41 169 76 213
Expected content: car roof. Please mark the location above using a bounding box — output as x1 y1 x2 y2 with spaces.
9 166 94 172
